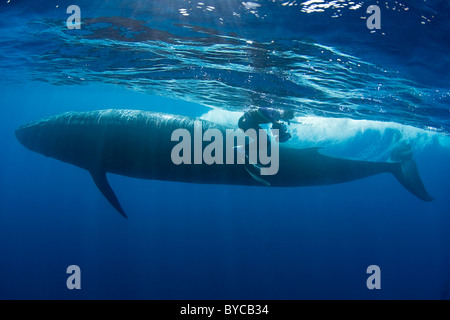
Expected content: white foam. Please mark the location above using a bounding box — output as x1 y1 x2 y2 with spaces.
200 109 242 124
200 108 449 160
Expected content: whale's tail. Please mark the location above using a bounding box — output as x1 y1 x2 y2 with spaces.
391 159 433 201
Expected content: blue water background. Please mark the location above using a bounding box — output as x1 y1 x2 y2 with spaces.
1 82 449 299
1 0 450 299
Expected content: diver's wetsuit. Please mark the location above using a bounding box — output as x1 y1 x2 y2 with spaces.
238 107 291 143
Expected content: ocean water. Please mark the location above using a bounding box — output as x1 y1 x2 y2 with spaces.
1 0 450 300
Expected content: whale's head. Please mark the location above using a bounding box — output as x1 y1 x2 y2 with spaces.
15 119 53 156
15 112 93 167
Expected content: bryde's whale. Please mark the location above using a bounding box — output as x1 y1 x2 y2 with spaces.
15 109 433 218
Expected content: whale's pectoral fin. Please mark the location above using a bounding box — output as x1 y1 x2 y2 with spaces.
90 170 128 218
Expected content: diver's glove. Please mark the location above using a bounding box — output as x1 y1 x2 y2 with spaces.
278 131 291 143
271 122 291 143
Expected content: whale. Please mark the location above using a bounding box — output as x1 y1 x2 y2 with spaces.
15 109 433 218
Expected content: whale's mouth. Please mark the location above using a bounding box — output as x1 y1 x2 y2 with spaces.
15 122 44 151
15 125 32 149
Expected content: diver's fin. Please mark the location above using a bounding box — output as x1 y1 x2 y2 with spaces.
234 145 247 164
391 159 433 201
90 170 128 218
234 145 262 166
245 165 271 186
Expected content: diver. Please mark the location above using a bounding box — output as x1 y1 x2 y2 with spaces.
237 107 294 186
238 107 294 143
